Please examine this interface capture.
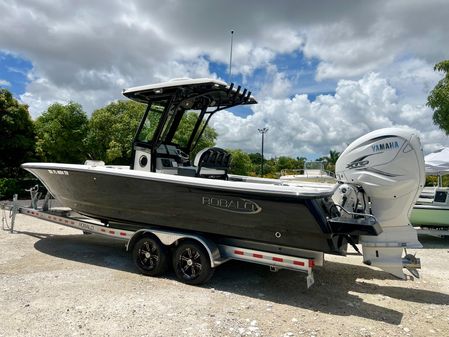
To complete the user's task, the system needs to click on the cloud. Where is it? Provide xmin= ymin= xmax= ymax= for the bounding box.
xmin=0 ymin=79 xmax=11 ymax=86
xmin=0 ymin=1 xmax=444 ymax=112
xmin=380 ymin=58 xmax=441 ymax=105
xmin=302 ymin=1 xmax=449 ymax=81
xmin=0 ymin=0 xmax=448 ymax=155
xmin=212 ymin=72 xmax=446 ymax=158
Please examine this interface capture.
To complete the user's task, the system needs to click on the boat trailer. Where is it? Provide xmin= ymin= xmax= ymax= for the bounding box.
xmin=1 ymin=188 xmax=321 ymax=288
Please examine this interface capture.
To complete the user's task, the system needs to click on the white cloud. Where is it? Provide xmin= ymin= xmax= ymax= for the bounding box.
xmin=380 ymin=58 xmax=441 ymax=105
xmin=303 ymin=1 xmax=449 ymax=81
xmin=258 ymin=65 xmax=294 ymax=99
xmin=304 ymin=22 xmax=397 ymax=80
xmin=0 ymin=0 xmax=448 ymax=155
xmin=152 ymin=58 xmax=217 ymax=83
xmin=0 ymin=79 xmax=11 ymax=86
xmin=212 ymin=72 xmax=447 ymax=158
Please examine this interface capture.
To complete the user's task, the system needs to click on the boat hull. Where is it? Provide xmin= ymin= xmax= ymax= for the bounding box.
xmin=23 ymin=164 xmax=352 ymax=255
xmin=410 ymin=205 xmax=449 ymax=227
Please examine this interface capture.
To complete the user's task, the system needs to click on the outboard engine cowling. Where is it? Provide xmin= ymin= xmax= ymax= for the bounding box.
xmin=335 ymin=127 xmax=425 ymax=278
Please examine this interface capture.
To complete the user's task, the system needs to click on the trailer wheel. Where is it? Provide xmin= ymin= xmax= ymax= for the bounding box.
xmin=173 ymin=241 xmax=214 ymax=285
xmin=133 ymin=237 xmax=169 ymax=276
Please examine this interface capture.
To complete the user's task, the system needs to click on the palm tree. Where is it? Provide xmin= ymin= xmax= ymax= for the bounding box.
xmin=323 ymin=150 xmax=340 ymax=172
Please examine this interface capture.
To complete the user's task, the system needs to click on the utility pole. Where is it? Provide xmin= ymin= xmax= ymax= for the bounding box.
xmin=258 ymin=127 xmax=268 ymax=177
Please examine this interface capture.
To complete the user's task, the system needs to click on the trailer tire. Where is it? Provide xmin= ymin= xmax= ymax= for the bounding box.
xmin=173 ymin=241 xmax=214 ymax=285
xmin=133 ymin=237 xmax=169 ymax=277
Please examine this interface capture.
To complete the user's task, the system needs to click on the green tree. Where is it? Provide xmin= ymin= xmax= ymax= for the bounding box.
xmin=86 ymin=100 xmax=145 ymax=164
xmin=297 ymin=156 xmax=307 ymax=168
xmin=86 ymin=104 xmax=217 ymax=164
xmin=249 ymin=152 xmax=263 ymax=165
xmin=323 ymin=150 xmax=340 ymax=164
xmin=35 ymin=102 xmax=88 ymax=163
xmin=0 ymin=89 xmax=35 ymax=177
xmin=262 ymin=158 xmax=277 ymax=177
xmin=428 ymin=60 xmax=449 ymax=134
xmin=250 ymin=152 xmax=284 ymax=176
xmin=248 ymin=152 xmax=262 ymax=175
xmin=173 ymin=111 xmax=218 ymax=159
xmin=228 ymin=149 xmax=253 ymax=176
xmin=276 ymin=156 xmax=300 ymax=172
xmin=322 ymin=150 xmax=340 ymax=172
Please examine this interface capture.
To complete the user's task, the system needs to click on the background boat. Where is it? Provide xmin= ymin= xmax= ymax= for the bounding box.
xmin=410 ymin=147 xmax=449 ymax=228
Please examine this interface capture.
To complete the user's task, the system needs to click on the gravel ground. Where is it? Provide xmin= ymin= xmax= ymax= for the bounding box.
xmin=1 ymin=213 xmax=449 ymax=337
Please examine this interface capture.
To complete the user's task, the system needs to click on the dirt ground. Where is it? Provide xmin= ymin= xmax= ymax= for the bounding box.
xmin=1 ymin=213 xmax=448 ymax=337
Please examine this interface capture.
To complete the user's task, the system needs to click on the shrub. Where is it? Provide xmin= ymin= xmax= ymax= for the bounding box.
xmin=0 ymin=178 xmax=43 ymax=200
xmin=0 ymin=178 xmax=17 ymax=199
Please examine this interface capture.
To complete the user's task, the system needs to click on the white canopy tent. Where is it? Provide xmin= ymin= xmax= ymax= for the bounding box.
xmin=425 ymin=147 xmax=449 ymax=174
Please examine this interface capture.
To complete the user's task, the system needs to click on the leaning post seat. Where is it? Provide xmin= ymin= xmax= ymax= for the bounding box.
xmin=193 ymin=147 xmax=231 ymax=179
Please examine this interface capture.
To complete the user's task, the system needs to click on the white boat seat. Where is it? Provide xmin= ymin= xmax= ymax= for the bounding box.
xmin=193 ymin=147 xmax=231 ymax=179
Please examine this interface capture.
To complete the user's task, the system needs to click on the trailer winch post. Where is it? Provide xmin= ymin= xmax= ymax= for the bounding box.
xmin=10 ymin=194 xmax=18 ymax=233
xmin=1 ymin=194 xmax=18 ymax=233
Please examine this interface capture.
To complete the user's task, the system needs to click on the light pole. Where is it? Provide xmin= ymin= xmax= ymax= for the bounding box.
xmin=258 ymin=127 xmax=268 ymax=177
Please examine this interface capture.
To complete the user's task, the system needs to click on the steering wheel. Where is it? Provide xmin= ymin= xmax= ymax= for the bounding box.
xmin=176 ymin=149 xmax=190 ymax=161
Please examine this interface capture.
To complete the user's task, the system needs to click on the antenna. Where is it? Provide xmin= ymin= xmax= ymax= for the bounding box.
xmin=228 ymin=30 xmax=234 ymax=83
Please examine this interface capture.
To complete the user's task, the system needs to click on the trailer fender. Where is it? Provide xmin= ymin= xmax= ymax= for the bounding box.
xmin=127 ymin=229 xmax=222 ymax=268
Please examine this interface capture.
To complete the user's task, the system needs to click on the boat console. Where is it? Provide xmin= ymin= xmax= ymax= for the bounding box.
xmin=134 ymin=143 xmax=232 ymax=179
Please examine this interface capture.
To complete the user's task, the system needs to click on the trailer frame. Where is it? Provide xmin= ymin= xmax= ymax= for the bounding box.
xmin=2 ymin=194 xmax=320 ymax=288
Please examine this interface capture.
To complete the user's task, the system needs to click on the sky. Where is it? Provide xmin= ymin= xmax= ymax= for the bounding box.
xmin=1 ymin=0 xmax=449 ymax=159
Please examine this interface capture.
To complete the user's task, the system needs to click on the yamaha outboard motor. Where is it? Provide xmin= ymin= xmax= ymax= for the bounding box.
xmin=335 ymin=128 xmax=425 ymax=278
